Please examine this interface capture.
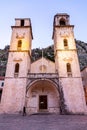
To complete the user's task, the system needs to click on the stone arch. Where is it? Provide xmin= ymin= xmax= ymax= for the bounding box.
xmin=26 ymin=79 xmax=59 ymax=93
xmin=25 ymin=79 xmax=61 ymax=114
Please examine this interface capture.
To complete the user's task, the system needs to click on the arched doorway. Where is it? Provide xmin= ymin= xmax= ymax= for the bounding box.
xmin=25 ymin=79 xmax=60 ymax=114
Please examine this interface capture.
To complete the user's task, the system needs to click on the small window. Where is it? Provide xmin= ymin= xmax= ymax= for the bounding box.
xmin=59 ymin=19 xmax=66 ymax=26
xmin=21 ymin=20 xmax=24 ymax=26
xmin=64 ymin=39 xmax=68 ymax=49
xmin=1 ymin=82 xmax=4 ymax=87
xmin=17 ymin=40 xmax=22 ymax=50
xmin=14 ymin=63 xmax=19 ymax=77
xmin=66 ymin=63 xmax=72 ymax=77
xmin=15 ymin=63 xmax=19 ymax=73
xmin=0 ymin=89 xmax=2 ymax=102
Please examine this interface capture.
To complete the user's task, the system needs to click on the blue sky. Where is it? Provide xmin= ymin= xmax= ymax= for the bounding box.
xmin=0 ymin=0 xmax=87 ymax=49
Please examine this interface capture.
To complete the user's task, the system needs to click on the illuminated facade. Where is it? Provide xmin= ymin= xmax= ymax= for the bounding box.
xmin=0 ymin=14 xmax=87 ymax=114
xmin=53 ymin=14 xmax=86 ymax=114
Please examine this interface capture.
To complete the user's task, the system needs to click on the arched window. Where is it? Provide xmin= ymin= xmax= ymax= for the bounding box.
xmin=15 ymin=63 xmax=19 ymax=73
xmin=64 ymin=39 xmax=68 ymax=49
xmin=17 ymin=40 xmax=22 ymax=50
xmin=59 ymin=19 xmax=66 ymax=26
xmin=66 ymin=63 xmax=72 ymax=77
xmin=14 ymin=63 xmax=19 ymax=77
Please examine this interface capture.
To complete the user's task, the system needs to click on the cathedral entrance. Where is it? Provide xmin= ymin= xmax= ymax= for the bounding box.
xmin=39 ymin=95 xmax=47 ymax=110
xmin=26 ymin=80 xmax=60 ymax=114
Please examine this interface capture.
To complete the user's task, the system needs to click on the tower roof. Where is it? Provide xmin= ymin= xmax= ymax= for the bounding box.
xmin=55 ymin=13 xmax=69 ymax=17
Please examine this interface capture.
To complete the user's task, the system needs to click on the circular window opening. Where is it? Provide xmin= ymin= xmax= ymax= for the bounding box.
xmin=39 ymin=65 xmax=47 ymax=73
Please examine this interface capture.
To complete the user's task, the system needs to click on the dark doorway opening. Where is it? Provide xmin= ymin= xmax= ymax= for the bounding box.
xmin=39 ymin=95 xmax=47 ymax=110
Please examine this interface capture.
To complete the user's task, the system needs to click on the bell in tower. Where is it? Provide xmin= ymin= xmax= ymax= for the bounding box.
xmin=54 ymin=13 xmax=70 ymax=26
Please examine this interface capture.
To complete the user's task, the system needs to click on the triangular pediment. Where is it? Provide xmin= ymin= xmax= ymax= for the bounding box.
xmin=31 ymin=57 xmax=55 ymax=73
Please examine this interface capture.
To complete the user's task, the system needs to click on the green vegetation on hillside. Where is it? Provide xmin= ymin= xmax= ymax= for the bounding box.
xmin=0 ymin=40 xmax=87 ymax=76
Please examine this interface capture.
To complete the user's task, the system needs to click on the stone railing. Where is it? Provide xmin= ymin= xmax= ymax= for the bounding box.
xmin=27 ymin=73 xmax=58 ymax=79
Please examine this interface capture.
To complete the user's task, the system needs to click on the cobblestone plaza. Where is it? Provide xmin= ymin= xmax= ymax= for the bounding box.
xmin=0 ymin=114 xmax=87 ymax=130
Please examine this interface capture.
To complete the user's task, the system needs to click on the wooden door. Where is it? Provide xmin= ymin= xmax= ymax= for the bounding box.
xmin=39 ymin=95 xmax=47 ymax=110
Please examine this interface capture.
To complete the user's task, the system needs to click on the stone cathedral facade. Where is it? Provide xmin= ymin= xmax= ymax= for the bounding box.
xmin=0 ymin=13 xmax=87 ymax=114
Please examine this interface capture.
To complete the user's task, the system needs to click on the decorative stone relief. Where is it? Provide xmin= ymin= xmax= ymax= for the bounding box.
xmin=16 ymin=33 xmax=25 ymax=39
xmin=13 ymin=58 xmax=22 ymax=62
xmin=63 ymin=58 xmax=72 ymax=62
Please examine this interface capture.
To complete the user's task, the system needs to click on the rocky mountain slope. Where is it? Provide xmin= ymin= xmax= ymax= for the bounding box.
xmin=0 ymin=40 xmax=87 ymax=76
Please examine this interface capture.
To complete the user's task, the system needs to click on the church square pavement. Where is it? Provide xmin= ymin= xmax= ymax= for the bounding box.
xmin=0 ymin=114 xmax=87 ymax=130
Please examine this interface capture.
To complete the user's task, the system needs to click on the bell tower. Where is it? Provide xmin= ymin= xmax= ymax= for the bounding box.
xmin=1 ymin=18 xmax=33 ymax=113
xmin=53 ymin=13 xmax=87 ymax=114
